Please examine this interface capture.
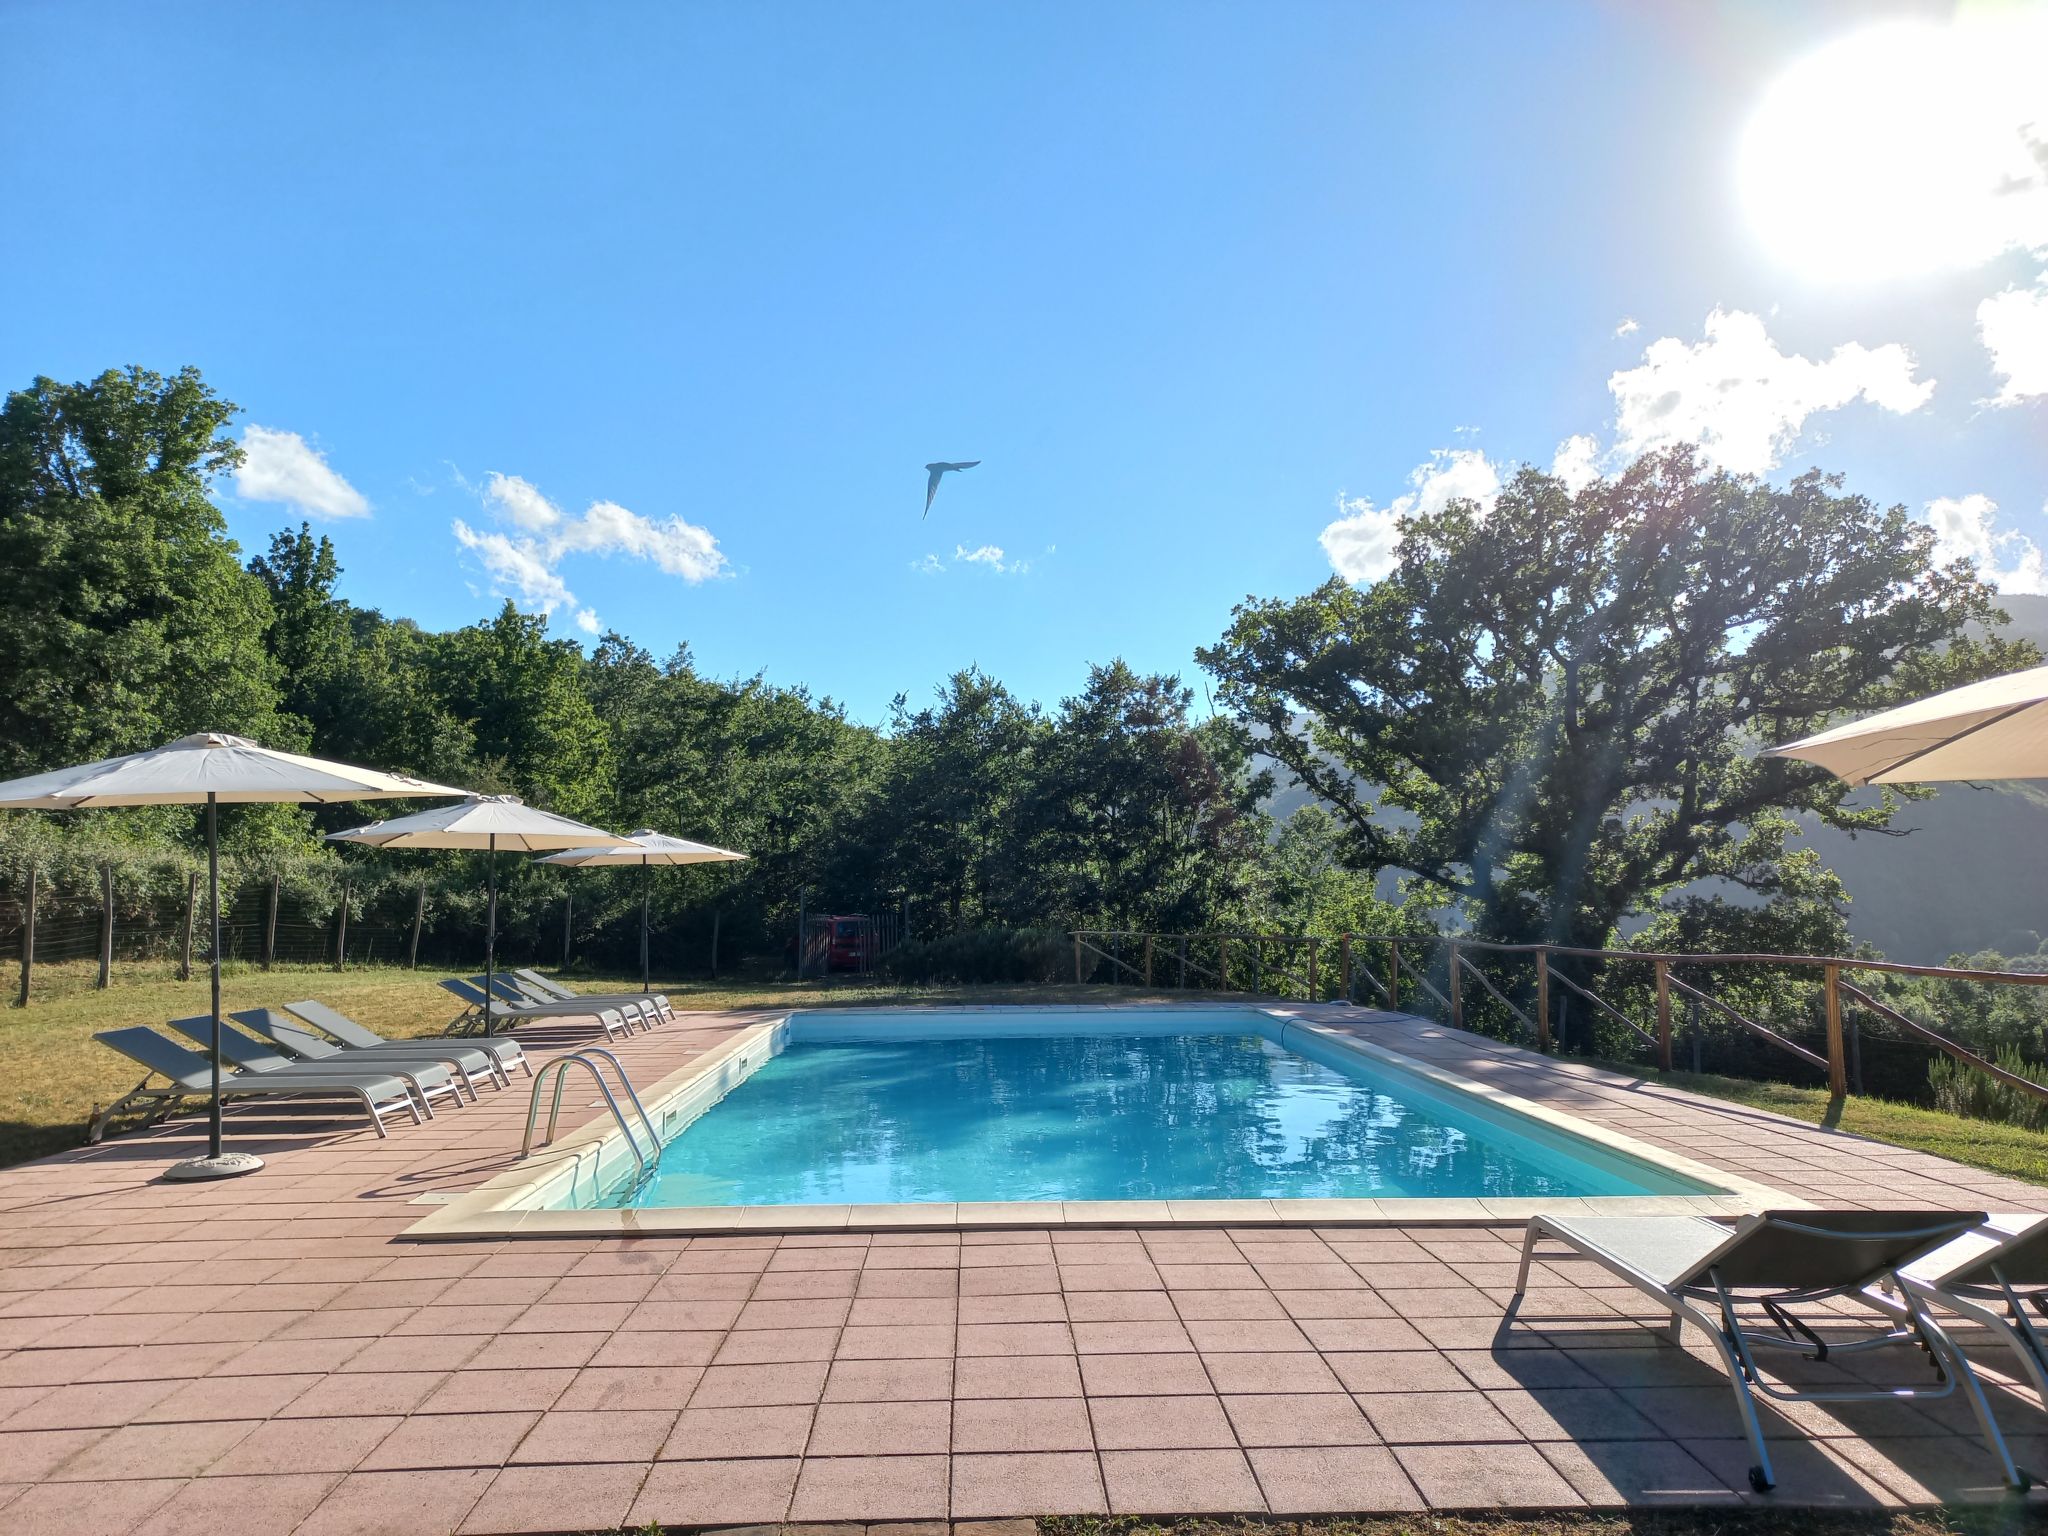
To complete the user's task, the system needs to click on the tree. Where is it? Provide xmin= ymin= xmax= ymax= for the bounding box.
xmin=250 ymin=522 xmax=352 ymax=736
xmin=0 ymin=367 xmax=286 ymax=774
xmin=430 ymin=603 xmax=616 ymax=822
xmin=1199 ymin=447 xmax=2036 ymax=949
xmin=1011 ymin=661 xmax=1269 ymax=930
xmin=860 ymin=669 xmax=1041 ymax=932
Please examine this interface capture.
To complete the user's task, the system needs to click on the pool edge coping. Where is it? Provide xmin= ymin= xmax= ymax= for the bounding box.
xmin=403 ymin=1003 xmax=1797 ymax=1239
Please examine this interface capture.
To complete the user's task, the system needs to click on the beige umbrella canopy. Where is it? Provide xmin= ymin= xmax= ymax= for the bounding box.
xmin=537 ymin=829 xmax=749 ymax=992
xmin=329 ymin=796 xmax=634 ymax=1033
xmin=0 ymin=733 xmax=468 ymax=1179
xmin=1767 ymin=664 xmax=2048 ymax=785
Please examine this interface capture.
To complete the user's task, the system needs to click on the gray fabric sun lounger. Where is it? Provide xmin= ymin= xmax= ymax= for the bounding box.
xmin=512 ymin=967 xmax=674 ymax=1023
xmin=284 ymin=999 xmax=530 ymax=1079
xmin=438 ymin=978 xmax=637 ymax=1041
xmin=231 ymin=1008 xmax=499 ymax=1096
xmin=91 ymin=1027 xmax=423 ymax=1142
xmin=164 ymin=1014 xmax=466 ymax=1119
xmin=473 ymin=975 xmax=657 ymax=1031
xmin=1513 ymin=1209 xmax=2027 ymax=1493
xmin=1886 ymin=1215 xmax=2048 ymax=1409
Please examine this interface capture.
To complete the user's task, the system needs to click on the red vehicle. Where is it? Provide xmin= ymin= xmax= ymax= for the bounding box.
xmin=824 ymin=916 xmax=870 ymax=972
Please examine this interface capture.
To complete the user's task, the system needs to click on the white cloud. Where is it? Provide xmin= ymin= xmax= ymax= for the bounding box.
xmin=1614 ymin=318 xmax=1639 ymax=337
xmin=1979 ymin=277 xmax=2048 ymax=405
xmin=1319 ymin=449 xmax=1501 ymax=585
xmin=451 ymin=520 xmax=575 ymax=612
xmin=953 ymin=543 xmax=1029 ymax=575
xmin=452 ymin=473 xmax=729 ymax=623
xmin=1551 ymin=433 xmax=1602 ymax=493
xmin=1924 ymin=494 xmax=2048 ymax=595
xmin=910 ymin=553 xmax=944 ymax=576
xmin=236 ymin=426 xmax=370 ymax=520
xmin=1607 ymin=309 xmax=1934 ymax=475
xmin=483 ymin=472 xmax=564 ymax=532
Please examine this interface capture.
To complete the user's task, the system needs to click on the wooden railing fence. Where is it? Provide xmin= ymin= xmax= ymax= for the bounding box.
xmin=1068 ymin=928 xmax=2048 ymax=1107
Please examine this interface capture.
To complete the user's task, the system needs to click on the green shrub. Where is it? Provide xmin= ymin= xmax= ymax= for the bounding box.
xmin=882 ymin=927 xmax=1070 ymax=986
xmin=1928 ymin=1044 xmax=2048 ymax=1132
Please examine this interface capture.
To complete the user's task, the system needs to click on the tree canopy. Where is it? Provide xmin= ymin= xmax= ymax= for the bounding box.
xmin=1 ymin=368 xmax=2017 ymax=977
xmin=1199 ymin=447 xmax=2036 ymax=949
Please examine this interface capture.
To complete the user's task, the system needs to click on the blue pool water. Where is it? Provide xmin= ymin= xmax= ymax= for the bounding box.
xmin=584 ymin=1009 xmax=1711 ymax=1208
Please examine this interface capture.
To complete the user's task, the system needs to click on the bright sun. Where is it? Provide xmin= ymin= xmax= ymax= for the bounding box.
xmin=1739 ymin=15 xmax=2048 ymax=284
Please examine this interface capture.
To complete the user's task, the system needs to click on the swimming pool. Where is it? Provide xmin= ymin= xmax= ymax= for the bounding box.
xmin=548 ymin=1007 xmax=1722 ymax=1212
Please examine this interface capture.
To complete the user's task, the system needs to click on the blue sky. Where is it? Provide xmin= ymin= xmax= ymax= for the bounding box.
xmin=3 ymin=1 xmax=2044 ymax=723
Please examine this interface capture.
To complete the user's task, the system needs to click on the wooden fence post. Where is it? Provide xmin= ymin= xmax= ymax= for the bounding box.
xmin=1388 ymin=937 xmax=1400 ymax=1008
xmin=1219 ymin=935 xmax=1231 ymax=991
xmin=1251 ymin=936 xmax=1263 ymax=996
xmin=1143 ymin=934 xmax=1153 ymax=988
xmin=1339 ymin=932 xmax=1352 ymax=1003
xmin=1823 ymin=963 xmax=1848 ymax=1098
xmin=1177 ymin=935 xmax=1187 ymax=988
xmin=179 ymin=871 xmax=196 ymax=981
xmin=1654 ymin=960 xmax=1673 ymax=1070
xmin=1073 ymin=933 xmax=1082 ymax=984
xmin=335 ymin=881 xmax=351 ymax=972
xmin=710 ymin=909 xmax=722 ymax=980
xmin=17 ymin=861 xmax=36 ymax=1007
xmin=1308 ymin=937 xmax=1319 ymax=1000
xmin=97 ymin=864 xmax=113 ymax=989
xmin=1448 ymin=941 xmax=1464 ymax=1029
xmin=408 ymin=881 xmax=425 ymax=970
xmin=1534 ymin=948 xmax=1551 ymax=1052
xmin=264 ymin=873 xmax=280 ymax=970
xmin=561 ymin=892 xmax=574 ymax=967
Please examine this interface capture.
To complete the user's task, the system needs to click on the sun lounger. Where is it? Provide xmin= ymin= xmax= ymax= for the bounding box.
xmin=1889 ymin=1215 xmax=2048 ymax=1408
xmin=164 ymin=1014 xmax=466 ymax=1119
xmin=91 ymin=1027 xmax=423 ymax=1142
xmin=1513 ymin=1209 xmax=2027 ymax=1492
xmin=472 ymin=975 xmax=657 ymax=1031
xmin=231 ymin=1008 xmax=498 ymax=1096
xmin=438 ymin=978 xmax=637 ymax=1041
xmin=284 ymin=999 xmax=531 ymax=1078
xmin=512 ymin=967 xmax=675 ymax=1023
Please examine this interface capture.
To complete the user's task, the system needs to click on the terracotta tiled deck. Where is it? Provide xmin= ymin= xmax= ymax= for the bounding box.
xmin=2 ymin=1002 xmax=2046 ymax=1534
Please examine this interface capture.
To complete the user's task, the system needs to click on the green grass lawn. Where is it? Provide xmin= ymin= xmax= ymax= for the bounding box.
xmin=1605 ymin=1062 xmax=2048 ymax=1188
xmin=0 ymin=959 xmax=1165 ymax=1168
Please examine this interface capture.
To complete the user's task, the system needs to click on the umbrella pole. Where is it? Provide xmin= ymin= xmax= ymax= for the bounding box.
xmin=208 ymin=792 xmax=223 ymax=1159
xmin=641 ymin=856 xmax=650 ymax=994
xmin=166 ymin=792 xmax=261 ymax=1178
xmin=484 ymin=834 xmax=497 ymax=1038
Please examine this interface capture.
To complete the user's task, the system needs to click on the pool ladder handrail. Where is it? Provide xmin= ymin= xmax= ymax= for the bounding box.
xmin=521 ymin=1047 xmax=660 ymax=1172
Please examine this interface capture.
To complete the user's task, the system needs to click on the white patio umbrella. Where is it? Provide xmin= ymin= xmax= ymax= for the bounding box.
xmin=328 ymin=796 xmax=634 ymax=1034
xmin=1767 ymin=663 xmax=2048 ymax=785
xmin=536 ymin=829 xmax=748 ymax=992
xmin=0 ymin=733 xmax=467 ymax=1179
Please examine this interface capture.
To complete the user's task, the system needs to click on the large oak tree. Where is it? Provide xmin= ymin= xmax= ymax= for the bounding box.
xmin=1199 ymin=447 xmax=2035 ymax=949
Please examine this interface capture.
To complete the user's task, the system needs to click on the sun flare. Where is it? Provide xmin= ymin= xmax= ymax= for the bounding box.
xmin=1739 ymin=15 xmax=2048 ymax=283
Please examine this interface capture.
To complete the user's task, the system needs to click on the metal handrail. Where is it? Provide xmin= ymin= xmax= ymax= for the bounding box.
xmin=569 ymin=1046 xmax=661 ymax=1151
xmin=521 ymin=1051 xmax=657 ymax=1171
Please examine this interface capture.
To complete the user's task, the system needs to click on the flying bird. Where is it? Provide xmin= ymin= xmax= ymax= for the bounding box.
xmin=923 ymin=460 xmax=980 ymax=517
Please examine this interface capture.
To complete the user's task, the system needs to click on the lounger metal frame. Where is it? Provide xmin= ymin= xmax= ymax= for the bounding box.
xmin=89 ymin=1029 xmax=423 ymax=1143
xmin=1515 ymin=1212 xmax=2029 ymax=1494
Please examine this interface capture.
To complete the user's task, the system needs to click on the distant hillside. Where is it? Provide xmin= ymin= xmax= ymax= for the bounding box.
xmin=1791 ymin=593 xmax=2048 ymax=961
xmin=1256 ymin=595 xmax=2048 ymax=963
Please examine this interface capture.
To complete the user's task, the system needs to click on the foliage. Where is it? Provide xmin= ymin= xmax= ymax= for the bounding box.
xmin=0 ymin=367 xmax=288 ymax=777
xmin=881 ymin=927 xmax=1071 ymax=985
xmin=1927 ymin=1043 xmax=2048 ymax=1132
xmin=1200 ymin=447 xmax=2037 ymax=951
